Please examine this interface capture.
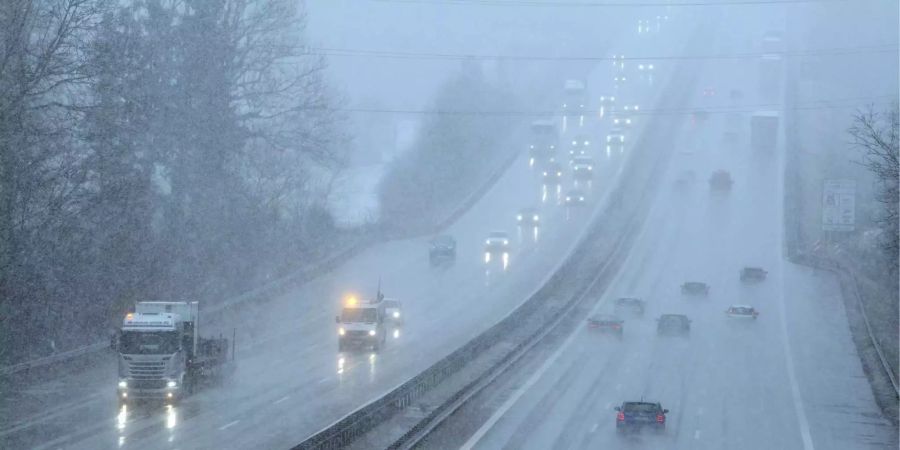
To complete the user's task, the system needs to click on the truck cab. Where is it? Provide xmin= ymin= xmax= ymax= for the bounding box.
xmin=336 ymin=296 xmax=386 ymax=352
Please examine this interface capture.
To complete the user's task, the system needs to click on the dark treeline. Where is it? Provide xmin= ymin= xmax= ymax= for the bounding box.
xmin=0 ymin=0 xmax=347 ymax=364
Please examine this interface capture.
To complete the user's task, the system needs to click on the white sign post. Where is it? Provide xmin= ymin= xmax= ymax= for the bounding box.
xmin=822 ymin=179 xmax=856 ymax=232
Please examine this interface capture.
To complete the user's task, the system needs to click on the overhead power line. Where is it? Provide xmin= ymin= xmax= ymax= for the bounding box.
xmin=304 ymin=44 xmax=897 ymax=62
xmin=299 ymin=94 xmax=896 ymax=117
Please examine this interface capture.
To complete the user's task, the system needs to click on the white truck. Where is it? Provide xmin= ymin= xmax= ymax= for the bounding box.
xmin=336 ymin=295 xmax=387 ymax=352
xmin=115 ymin=302 xmax=233 ymax=405
xmin=751 ymin=111 xmax=779 ymax=152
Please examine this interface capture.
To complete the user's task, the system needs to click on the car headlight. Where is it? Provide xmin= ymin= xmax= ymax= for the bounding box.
xmin=588 ymin=166 xmax=593 ymax=171
xmin=530 ymin=144 xmax=534 ymax=149
xmin=579 ymin=196 xmax=585 ymax=201
xmin=606 ymin=136 xmax=611 ymax=142
xmin=550 ymin=145 xmax=555 ymax=149
xmin=517 ymin=214 xmax=523 ymax=221
xmin=542 ymin=171 xmax=548 ymax=176
xmin=118 ymin=380 xmax=127 ymax=389
xmin=393 ymin=311 xmax=400 ymax=318
xmin=368 ymin=330 xmax=376 ymax=336
xmin=584 ymin=141 xmax=590 ymax=146
xmin=485 ymin=239 xmax=491 ymax=245
xmin=485 ymin=252 xmax=491 ymax=263
xmin=572 ymin=140 xmax=577 ymax=146
xmin=502 ymin=239 xmax=509 ymax=245
xmin=166 ymin=380 xmax=177 ymax=388
xmin=566 ymin=196 xmax=571 ymax=201
xmin=533 ymin=215 xmax=539 ymax=221
xmin=338 ymin=327 xmax=345 ymax=336
xmin=557 ymin=171 xmax=562 ymax=176
xmin=626 ymin=119 xmax=632 ymax=124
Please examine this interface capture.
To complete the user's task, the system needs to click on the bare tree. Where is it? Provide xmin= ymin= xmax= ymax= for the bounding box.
xmin=850 ymin=103 xmax=899 ymax=265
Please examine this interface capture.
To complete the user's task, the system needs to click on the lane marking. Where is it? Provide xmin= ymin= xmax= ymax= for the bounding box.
xmin=777 ymin=289 xmax=816 ymax=450
xmin=318 ymin=377 xmax=330 ymax=384
xmin=274 ymin=396 xmax=290 ymax=405
xmin=219 ymin=420 xmax=239 ymax=431
xmin=590 ymin=423 xmax=598 ymax=433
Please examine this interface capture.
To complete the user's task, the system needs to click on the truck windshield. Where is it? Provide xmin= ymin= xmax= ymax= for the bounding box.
xmin=340 ymin=308 xmax=377 ymax=323
xmin=119 ymin=331 xmax=179 ymax=355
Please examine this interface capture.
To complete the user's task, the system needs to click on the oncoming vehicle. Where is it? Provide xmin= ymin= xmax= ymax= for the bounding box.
xmin=571 ymin=156 xmax=594 ymax=181
xmin=606 ymin=127 xmax=626 ymax=146
xmin=383 ymin=299 xmax=404 ymax=325
xmin=614 ymin=297 xmax=646 ymax=317
xmin=484 ymin=230 xmax=510 ymax=268
xmin=740 ymin=266 xmax=768 ymax=282
xmin=569 ymin=134 xmax=592 ymax=157
xmin=657 ymin=314 xmax=691 ymax=336
xmin=516 ymin=207 xmax=540 ymax=228
xmin=726 ymin=305 xmax=759 ymax=319
xmin=709 ymin=170 xmax=733 ymax=190
xmin=615 ymin=401 xmax=668 ymax=434
xmin=587 ymin=314 xmax=624 ymax=339
xmin=429 ymin=235 xmax=457 ymax=267
xmin=562 ymin=79 xmax=588 ymax=129
xmin=565 ymin=189 xmax=587 ymax=206
xmin=542 ymin=162 xmax=563 ymax=185
xmin=681 ymin=281 xmax=709 ymax=296
xmin=529 ymin=120 xmax=558 ymax=167
xmin=336 ymin=295 xmax=386 ymax=352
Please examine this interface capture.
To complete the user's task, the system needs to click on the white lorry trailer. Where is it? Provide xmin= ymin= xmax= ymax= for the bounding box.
xmin=115 ymin=301 xmax=233 ymax=404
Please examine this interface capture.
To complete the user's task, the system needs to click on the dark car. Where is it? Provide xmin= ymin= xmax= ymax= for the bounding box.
xmin=571 ymin=156 xmax=594 ymax=181
xmin=429 ymin=235 xmax=456 ymax=267
xmin=681 ymin=281 xmax=709 ymax=296
xmin=657 ymin=314 xmax=691 ymax=336
xmin=569 ymin=134 xmax=592 ymax=157
xmin=614 ymin=297 xmax=645 ymax=317
xmin=587 ymin=314 xmax=624 ymax=339
xmin=517 ymin=207 xmax=540 ymax=228
xmin=615 ymin=401 xmax=668 ymax=434
xmin=542 ymin=162 xmax=563 ymax=185
xmin=740 ymin=266 xmax=768 ymax=282
xmin=709 ymin=170 xmax=733 ymax=190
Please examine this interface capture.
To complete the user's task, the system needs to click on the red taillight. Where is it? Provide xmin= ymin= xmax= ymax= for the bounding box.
xmin=612 ymin=324 xmax=621 ymax=330
xmin=617 ymin=412 xmax=625 ymax=421
xmin=656 ymin=414 xmax=665 ymax=423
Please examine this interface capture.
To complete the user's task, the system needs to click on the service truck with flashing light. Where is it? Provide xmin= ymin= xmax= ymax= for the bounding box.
xmin=336 ymin=295 xmax=387 ymax=352
xmin=115 ymin=302 xmax=233 ymax=405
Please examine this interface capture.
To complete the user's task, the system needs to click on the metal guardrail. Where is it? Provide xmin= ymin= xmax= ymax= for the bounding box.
xmin=0 ymin=126 xmax=525 ymax=378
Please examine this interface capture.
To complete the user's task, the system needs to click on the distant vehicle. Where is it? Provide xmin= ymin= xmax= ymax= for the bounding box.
xmin=681 ymin=281 xmax=709 ymax=296
xmin=674 ymin=170 xmax=696 ymax=187
xmin=516 ymin=207 xmax=540 ymax=228
xmin=587 ymin=314 xmax=624 ymax=339
xmin=542 ymin=162 xmax=563 ymax=185
xmin=115 ymin=302 xmax=234 ymax=405
xmin=336 ymin=295 xmax=386 ymax=352
xmin=611 ymin=114 xmax=632 ymax=128
xmin=571 ymin=156 xmax=594 ymax=180
xmin=529 ymin=120 xmax=559 ymax=167
xmin=599 ymin=95 xmax=616 ymax=109
xmin=429 ymin=235 xmax=456 ymax=266
xmin=614 ymin=297 xmax=646 ymax=317
xmin=562 ymin=80 xmax=588 ymax=127
xmin=726 ymin=305 xmax=759 ymax=319
xmin=709 ymin=170 xmax=733 ymax=190
xmin=484 ymin=230 xmax=510 ymax=267
xmin=740 ymin=267 xmax=768 ymax=282
xmin=569 ymin=134 xmax=592 ymax=157
xmin=657 ymin=314 xmax=691 ymax=335
xmin=565 ymin=189 xmax=587 ymax=206
xmin=606 ymin=127 xmax=626 ymax=145
xmin=382 ymin=298 xmax=404 ymax=325
xmin=615 ymin=401 xmax=668 ymax=434
xmin=702 ymin=86 xmax=716 ymax=97
xmin=613 ymin=74 xmax=627 ymax=88
xmin=751 ymin=111 xmax=779 ymax=152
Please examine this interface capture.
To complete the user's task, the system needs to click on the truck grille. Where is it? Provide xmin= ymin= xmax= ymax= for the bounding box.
xmin=347 ymin=330 xmax=370 ymax=338
xmin=127 ymin=360 xmax=166 ymax=380
xmin=130 ymin=379 xmax=167 ymax=389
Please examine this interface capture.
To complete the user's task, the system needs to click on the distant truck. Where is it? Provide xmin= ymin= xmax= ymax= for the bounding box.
xmin=115 ymin=302 xmax=233 ymax=405
xmin=529 ymin=120 xmax=559 ymax=167
xmin=751 ymin=111 xmax=779 ymax=152
xmin=562 ymin=79 xmax=588 ymax=130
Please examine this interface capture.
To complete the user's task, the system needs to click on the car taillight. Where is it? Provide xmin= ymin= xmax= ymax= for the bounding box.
xmin=612 ymin=324 xmax=620 ymax=329
xmin=617 ymin=412 xmax=625 ymax=421
xmin=656 ymin=414 xmax=665 ymax=423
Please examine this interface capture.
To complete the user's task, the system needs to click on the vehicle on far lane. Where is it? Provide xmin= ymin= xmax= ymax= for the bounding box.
xmin=484 ymin=230 xmax=511 ymax=269
xmin=740 ymin=266 xmax=768 ymax=282
xmin=709 ymin=170 xmax=733 ymax=190
xmin=615 ymin=401 xmax=668 ymax=435
xmin=681 ymin=281 xmax=709 ymax=296
xmin=383 ymin=298 xmax=404 ymax=326
xmin=606 ymin=127 xmax=626 ymax=146
xmin=614 ymin=297 xmax=646 ymax=317
xmin=516 ymin=207 xmax=540 ymax=228
xmin=571 ymin=156 xmax=594 ymax=181
xmin=726 ymin=305 xmax=759 ymax=319
xmin=587 ymin=314 xmax=624 ymax=339
xmin=564 ymin=189 xmax=587 ymax=207
xmin=542 ymin=162 xmax=563 ymax=185
xmin=429 ymin=235 xmax=457 ymax=267
xmin=657 ymin=314 xmax=691 ymax=336
xmin=569 ymin=134 xmax=592 ymax=158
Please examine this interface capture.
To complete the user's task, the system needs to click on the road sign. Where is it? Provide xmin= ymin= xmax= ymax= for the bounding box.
xmin=822 ymin=179 xmax=856 ymax=231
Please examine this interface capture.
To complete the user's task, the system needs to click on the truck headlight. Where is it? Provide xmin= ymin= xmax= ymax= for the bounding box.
xmin=533 ymin=215 xmax=539 ymax=221
xmin=368 ymin=330 xmax=376 ymax=336
xmin=167 ymin=380 xmax=177 ymax=388
xmin=118 ymin=380 xmax=127 ymax=389
xmin=393 ymin=311 xmax=400 ymax=318
xmin=338 ymin=327 xmax=345 ymax=336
